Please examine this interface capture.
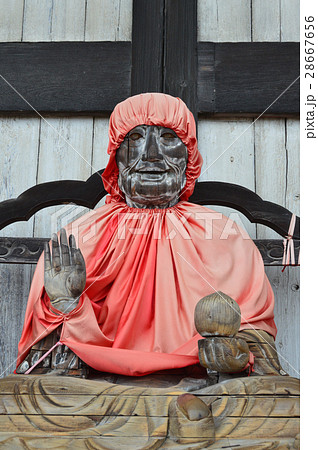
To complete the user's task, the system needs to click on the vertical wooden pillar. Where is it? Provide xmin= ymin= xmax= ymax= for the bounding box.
xmin=131 ymin=0 xmax=165 ymax=94
xmin=131 ymin=0 xmax=198 ymax=120
xmin=164 ymin=0 xmax=198 ymax=120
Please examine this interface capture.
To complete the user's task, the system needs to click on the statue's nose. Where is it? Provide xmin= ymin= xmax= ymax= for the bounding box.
xmin=142 ymin=130 xmax=163 ymax=161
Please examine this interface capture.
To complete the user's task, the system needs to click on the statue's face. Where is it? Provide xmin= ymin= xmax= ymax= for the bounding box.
xmin=116 ymin=125 xmax=188 ymax=208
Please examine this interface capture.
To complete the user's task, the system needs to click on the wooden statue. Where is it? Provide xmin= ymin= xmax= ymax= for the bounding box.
xmin=1 ymin=94 xmax=299 ymax=448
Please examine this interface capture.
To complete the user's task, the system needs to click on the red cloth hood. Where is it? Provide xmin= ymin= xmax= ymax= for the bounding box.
xmin=102 ymin=93 xmax=203 ymax=202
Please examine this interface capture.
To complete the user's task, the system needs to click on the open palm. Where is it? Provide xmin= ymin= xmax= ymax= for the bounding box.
xmin=44 ymin=228 xmax=86 ymax=313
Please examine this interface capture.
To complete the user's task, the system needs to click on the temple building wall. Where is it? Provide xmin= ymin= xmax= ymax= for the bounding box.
xmin=0 ymin=0 xmax=299 ymax=378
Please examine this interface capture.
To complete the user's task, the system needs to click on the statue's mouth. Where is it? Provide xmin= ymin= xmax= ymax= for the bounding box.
xmin=134 ymin=169 xmax=169 ymax=182
xmin=136 ymin=168 xmax=168 ymax=174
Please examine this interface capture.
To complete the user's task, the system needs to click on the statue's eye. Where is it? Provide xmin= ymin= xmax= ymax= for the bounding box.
xmin=161 ymin=132 xmax=176 ymax=139
xmin=129 ymin=132 xmax=143 ymax=141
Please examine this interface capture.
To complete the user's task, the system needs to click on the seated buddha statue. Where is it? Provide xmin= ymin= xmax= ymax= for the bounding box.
xmin=16 ymin=92 xmax=282 ymax=379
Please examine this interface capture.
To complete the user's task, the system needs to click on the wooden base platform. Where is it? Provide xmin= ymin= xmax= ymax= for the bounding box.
xmin=0 ymin=374 xmax=299 ymax=449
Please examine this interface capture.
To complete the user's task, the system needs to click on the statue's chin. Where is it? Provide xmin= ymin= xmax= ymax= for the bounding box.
xmin=119 ymin=175 xmax=186 ymax=209
xmin=125 ymin=193 xmax=180 ymax=209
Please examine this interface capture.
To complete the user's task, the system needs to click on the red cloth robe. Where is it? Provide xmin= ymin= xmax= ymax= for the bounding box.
xmin=17 ymin=201 xmax=276 ymax=376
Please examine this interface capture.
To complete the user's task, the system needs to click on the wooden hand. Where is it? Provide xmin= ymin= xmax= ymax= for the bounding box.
xmin=198 ymin=336 xmax=249 ymax=373
xmin=44 ymin=228 xmax=86 ymax=314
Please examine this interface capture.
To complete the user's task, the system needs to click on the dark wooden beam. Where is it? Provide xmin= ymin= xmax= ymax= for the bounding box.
xmin=198 ymin=42 xmax=300 ymax=115
xmin=131 ymin=0 xmax=165 ymax=94
xmin=0 ymin=42 xmax=131 ymax=113
xmin=164 ymin=0 xmax=198 ymax=119
xmin=0 ymin=41 xmax=299 ymax=115
xmin=0 ymin=237 xmax=299 ymax=266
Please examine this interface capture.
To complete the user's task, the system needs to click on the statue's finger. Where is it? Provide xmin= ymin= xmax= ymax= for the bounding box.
xmin=44 ymin=241 xmax=51 ymax=271
xmin=52 ymin=233 xmax=61 ymax=270
xmin=60 ymin=228 xmax=70 ymax=266
xmin=69 ymin=234 xmax=77 ymax=262
xmin=74 ymin=248 xmax=86 ymax=270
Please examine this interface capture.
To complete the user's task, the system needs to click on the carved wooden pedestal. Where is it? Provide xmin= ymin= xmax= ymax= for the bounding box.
xmin=0 ymin=373 xmax=299 ymax=449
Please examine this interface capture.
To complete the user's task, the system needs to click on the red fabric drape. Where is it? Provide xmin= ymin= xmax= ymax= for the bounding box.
xmin=17 ymin=201 xmax=276 ymax=376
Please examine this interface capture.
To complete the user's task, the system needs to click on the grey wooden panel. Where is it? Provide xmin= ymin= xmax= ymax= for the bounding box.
xmin=0 ymin=264 xmax=35 ymax=378
xmin=85 ymin=0 xmax=132 ymax=41
xmin=91 ymin=117 xmax=111 ymax=209
xmin=198 ymin=0 xmax=251 ymax=42
xmin=252 ymin=0 xmax=280 ymax=42
xmin=198 ymin=118 xmax=256 ymax=238
xmin=51 ymin=0 xmax=86 ymax=41
xmin=21 ymin=0 xmax=132 ymax=42
xmin=255 ymin=119 xmax=286 ymax=239
xmin=265 ymin=266 xmax=300 ymax=379
xmin=33 ymin=116 xmax=94 ymax=237
xmin=197 ymin=0 xmax=300 ymax=42
xmin=281 ymin=0 xmax=300 ymax=42
xmin=0 ymin=0 xmax=24 ymax=42
xmin=22 ymin=0 xmax=54 ymax=41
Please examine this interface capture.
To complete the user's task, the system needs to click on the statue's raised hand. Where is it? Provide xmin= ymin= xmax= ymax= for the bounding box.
xmin=44 ymin=228 xmax=86 ymax=314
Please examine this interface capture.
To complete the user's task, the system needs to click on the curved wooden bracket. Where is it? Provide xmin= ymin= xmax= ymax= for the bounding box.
xmin=189 ymin=182 xmax=300 ymax=239
xmin=0 ymin=172 xmax=299 ymax=239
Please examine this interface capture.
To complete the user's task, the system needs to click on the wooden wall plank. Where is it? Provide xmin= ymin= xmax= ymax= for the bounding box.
xmin=266 ymin=266 xmax=300 ymax=378
xmin=85 ymin=0 xmax=132 ymax=41
xmin=281 ymin=0 xmax=300 ymax=42
xmin=0 ymin=117 xmax=40 ymax=378
xmin=0 ymin=118 xmax=40 ymax=237
xmin=33 ymin=117 xmax=94 ymax=237
xmin=252 ymin=0 xmax=280 ymax=42
xmin=0 ymin=0 xmax=24 ymax=42
xmin=51 ymin=0 xmax=86 ymax=41
xmin=197 ymin=119 xmax=256 ymax=238
xmin=22 ymin=0 xmax=133 ymax=42
xmin=91 ymin=117 xmax=110 ymax=209
xmin=198 ymin=0 xmax=300 ymax=43
xmin=285 ymin=119 xmax=300 ymax=215
xmin=0 ymin=263 xmax=35 ymax=378
xmin=255 ymin=119 xmax=286 ymax=239
xmin=131 ymin=0 xmax=164 ymax=94
xmin=198 ymin=0 xmax=251 ymax=42
xmin=22 ymin=0 xmax=53 ymax=42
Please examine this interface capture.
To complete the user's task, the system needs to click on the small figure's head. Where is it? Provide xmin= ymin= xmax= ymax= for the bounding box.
xmin=102 ymin=93 xmax=202 ymax=208
xmin=116 ymin=125 xmax=187 ymax=208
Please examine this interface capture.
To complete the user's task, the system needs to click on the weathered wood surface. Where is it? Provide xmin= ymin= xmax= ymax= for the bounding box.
xmin=0 ymin=237 xmax=301 ymax=267
xmin=198 ymin=0 xmax=300 ymax=42
xmin=131 ymin=0 xmax=164 ymax=95
xmin=0 ymin=0 xmax=24 ymax=42
xmin=20 ymin=0 xmax=132 ymax=42
xmin=197 ymin=42 xmax=300 ymax=115
xmin=164 ymin=0 xmax=198 ymax=118
xmin=0 ymin=42 xmax=131 ymax=113
xmin=267 ymin=265 xmax=300 ymax=379
xmin=0 ymin=0 xmax=300 ymax=44
xmin=0 ymin=374 xmax=299 ymax=448
xmin=0 ymin=41 xmax=299 ymax=115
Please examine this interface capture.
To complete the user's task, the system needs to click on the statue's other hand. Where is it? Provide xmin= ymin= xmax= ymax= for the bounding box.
xmin=44 ymin=228 xmax=86 ymax=314
xmin=198 ymin=336 xmax=250 ymax=374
